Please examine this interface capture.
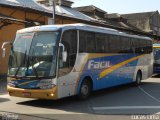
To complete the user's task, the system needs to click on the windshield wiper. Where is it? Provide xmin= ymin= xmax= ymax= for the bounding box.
xmin=14 ymin=50 xmax=27 ymax=77
xmin=30 ymin=58 xmax=39 ymax=78
xmin=28 ymin=49 xmax=39 ymax=78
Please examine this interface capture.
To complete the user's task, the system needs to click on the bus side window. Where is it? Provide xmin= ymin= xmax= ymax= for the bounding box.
xmin=79 ymin=31 xmax=96 ymax=53
xmin=120 ymin=37 xmax=133 ymax=53
xmin=133 ymin=38 xmax=144 ymax=54
xmin=58 ymin=30 xmax=77 ymax=77
xmin=79 ymin=31 xmax=86 ymax=53
xmin=132 ymin=38 xmax=139 ymax=53
xmin=104 ymin=34 xmax=110 ymax=53
xmin=109 ymin=35 xmax=120 ymax=53
xmin=96 ymin=33 xmax=105 ymax=53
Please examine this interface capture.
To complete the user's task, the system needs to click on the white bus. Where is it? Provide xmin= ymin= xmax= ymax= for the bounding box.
xmin=5 ymin=23 xmax=153 ymax=100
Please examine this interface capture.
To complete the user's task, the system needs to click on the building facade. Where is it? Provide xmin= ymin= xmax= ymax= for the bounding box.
xmin=0 ymin=0 xmax=96 ymax=75
xmin=121 ymin=11 xmax=160 ymax=36
xmin=75 ymin=5 xmax=142 ymax=32
xmin=1 ymin=0 xmax=160 ymax=75
xmin=75 ymin=5 xmax=160 ymax=37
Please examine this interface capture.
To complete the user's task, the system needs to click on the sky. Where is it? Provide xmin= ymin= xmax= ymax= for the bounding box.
xmin=72 ymin=0 xmax=160 ymax=14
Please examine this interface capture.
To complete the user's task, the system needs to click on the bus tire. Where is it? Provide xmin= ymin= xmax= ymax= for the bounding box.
xmin=78 ymin=78 xmax=92 ymax=100
xmin=134 ymin=71 xmax=142 ymax=86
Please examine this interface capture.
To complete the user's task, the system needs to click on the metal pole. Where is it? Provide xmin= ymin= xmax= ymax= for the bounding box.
xmin=52 ymin=0 xmax=55 ymax=24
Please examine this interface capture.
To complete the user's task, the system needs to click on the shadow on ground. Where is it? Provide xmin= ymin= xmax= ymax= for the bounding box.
xmin=16 ymin=80 xmax=160 ymax=115
xmin=152 ymin=74 xmax=160 ymax=78
xmin=0 ymin=98 xmax=10 ymax=103
xmin=0 ymin=76 xmax=7 ymax=94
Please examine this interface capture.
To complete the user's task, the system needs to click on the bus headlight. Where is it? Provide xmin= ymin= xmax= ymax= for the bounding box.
xmin=37 ymin=79 xmax=56 ymax=90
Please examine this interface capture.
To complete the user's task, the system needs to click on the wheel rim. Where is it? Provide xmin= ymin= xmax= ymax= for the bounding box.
xmin=81 ymin=84 xmax=89 ymax=96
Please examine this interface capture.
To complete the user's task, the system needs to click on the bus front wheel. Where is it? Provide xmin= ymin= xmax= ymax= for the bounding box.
xmin=78 ymin=79 xmax=92 ymax=100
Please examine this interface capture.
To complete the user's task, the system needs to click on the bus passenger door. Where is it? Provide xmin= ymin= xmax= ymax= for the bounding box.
xmin=57 ymin=30 xmax=78 ymax=98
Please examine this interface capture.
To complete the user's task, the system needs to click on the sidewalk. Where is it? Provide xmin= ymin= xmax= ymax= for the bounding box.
xmin=0 ymin=75 xmax=7 ymax=94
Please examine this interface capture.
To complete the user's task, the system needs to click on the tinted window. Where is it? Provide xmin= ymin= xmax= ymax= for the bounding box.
xmin=119 ymin=36 xmax=133 ymax=53
xmin=79 ymin=31 xmax=96 ymax=53
xmin=95 ymin=33 xmax=105 ymax=53
xmin=132 ymin=38 xmax=152 ymax=53
xmin=79 ymin=30 xmax=152 ymax=54
xmin=104 ymin=34 xmax=110 ymax=53
xmin=109 ymin=35 xmax=120 ymax=53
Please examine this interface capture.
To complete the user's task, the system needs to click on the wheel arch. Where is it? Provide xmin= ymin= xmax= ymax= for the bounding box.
xmin=133 ymin=69 xmax=142 ymax=82
xmin=76 ymin=75 xmax=93 ymax=95
xmin=137 ymin=69 xmax=142 ymax=79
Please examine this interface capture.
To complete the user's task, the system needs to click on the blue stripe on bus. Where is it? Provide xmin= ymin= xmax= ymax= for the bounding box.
xmin=76 ymin=54 xmax=140 ymax=94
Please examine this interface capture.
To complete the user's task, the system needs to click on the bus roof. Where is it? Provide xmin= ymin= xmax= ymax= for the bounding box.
xmin=17 ymin=23 xmax=151 ymax=40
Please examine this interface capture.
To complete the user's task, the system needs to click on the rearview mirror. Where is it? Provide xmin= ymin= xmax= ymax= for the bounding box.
xmin=59 ymin=43 xmax=67 ymax=62
xmin=1 ymin=41 xmax=12 ymax=58
xmin=62 ymin=51 xmax=67 ymax=62
xmin=2 ymin=48 xmax=6 ymax=58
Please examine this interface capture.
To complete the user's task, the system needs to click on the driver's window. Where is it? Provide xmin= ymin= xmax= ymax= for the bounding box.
xmin=58 ymin=30 xmax=77 ymax=77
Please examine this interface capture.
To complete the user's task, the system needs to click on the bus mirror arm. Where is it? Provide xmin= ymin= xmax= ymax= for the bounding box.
xmin=1 ymin=41 xmax=12 ymax=58
xmin=62 ymin=51 xmax=67 ymax=62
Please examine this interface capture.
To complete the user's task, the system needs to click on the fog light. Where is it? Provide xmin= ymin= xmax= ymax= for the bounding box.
xmin=50 ymin=93 xmax=54 ymax=96
xmin=47 ymin=93 xmax=54 ymax=97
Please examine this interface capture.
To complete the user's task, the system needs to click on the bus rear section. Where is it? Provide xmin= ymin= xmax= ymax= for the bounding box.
xmin=153 ymin=44 xmax=160 ymax=74
xmin=74 ymin=30 xmax=153 ymax=99
xmin=6 ymin=24 xmax=153 ymax=100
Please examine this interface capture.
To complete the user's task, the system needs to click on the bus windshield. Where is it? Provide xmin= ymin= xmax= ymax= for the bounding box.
xmin=154 ymin=48 xmax=160 ymax=65
xmin=8 ymin=31 xmax=60 ymax=78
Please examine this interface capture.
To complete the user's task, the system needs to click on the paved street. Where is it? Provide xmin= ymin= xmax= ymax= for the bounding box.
xmin=1 ymin=76 xmax=160 ymax=120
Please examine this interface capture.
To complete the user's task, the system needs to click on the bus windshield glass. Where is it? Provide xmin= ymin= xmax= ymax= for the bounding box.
xmin=8 ymin=31 xmax=60 ymax=78
xmin=154 ymin=48 xmax=160 ymax=61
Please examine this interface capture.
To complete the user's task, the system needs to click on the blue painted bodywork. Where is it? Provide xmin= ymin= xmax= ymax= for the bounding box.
xmin=8 ymin=79 xmax=40 ymax=89
xmin=9 ymin=54 xmax=142 ymax=95
xmin=76 ymin=54 xmax=141 ymax=94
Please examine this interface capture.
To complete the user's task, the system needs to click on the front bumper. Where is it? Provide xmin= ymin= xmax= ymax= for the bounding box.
xmin=7 ymin=85 xmax=58 ymax=100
